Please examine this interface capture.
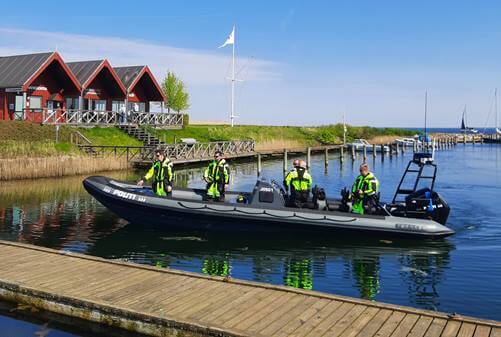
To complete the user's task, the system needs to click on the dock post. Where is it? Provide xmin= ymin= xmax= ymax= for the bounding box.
xmin=381 ymin=144 xmax=385 ymax=161
xmin=363 ymin=146 xmax=367 ymax=162
xmin=372 ymin=144 xmax=376 ymax=158
xmin=283 ymin=149 xmax=288 ymax=179
xmin=307 ymin=147 xmax=311 ymax=169
xmin=340 ymin=146 xmax=344 ymax=163
xmin=396 ymin=143 xmax=400 ymax=156
xmin=463 ymin=136 xmax=467 ymax=145
xmin=389 ymin=143 xmax=393 ymax=158
xmin=324 ymin=148 xmax=329 ymax=168
xmin=472 ymin=137 xmax=476 ymax=145
xmin=351 ymin=145 xmax=355 ymax=161
xmin=257 ymin=153 xmax=262 ymax=177
xmin=413 ymin=141 xmax=417 ymax=153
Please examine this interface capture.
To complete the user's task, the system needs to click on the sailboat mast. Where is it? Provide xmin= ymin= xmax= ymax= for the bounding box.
xmin=424 ymin=91 xmax=428 ymax=139
xmin=495 ymin=88 xmax=498 ymax=131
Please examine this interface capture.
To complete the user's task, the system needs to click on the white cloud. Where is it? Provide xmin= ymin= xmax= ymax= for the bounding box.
xmin=0 ymin=28 xmax=281 ymax=86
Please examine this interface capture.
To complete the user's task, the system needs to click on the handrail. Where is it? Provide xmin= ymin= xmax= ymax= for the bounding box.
xmin=77 ymin=140 xmax=256 ymax=162
xmin=19 ymin=108 xmax=183 ymax=127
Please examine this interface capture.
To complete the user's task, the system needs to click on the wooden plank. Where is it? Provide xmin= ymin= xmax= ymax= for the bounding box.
xmin=223 ymin=291 xmax=296 ymax=329
xmin=373 ymin=311 xmax=407 ymax=337
xmin=142 ymin=278 xmax=221 ymax=313
xmin=472 ymin=325 xmax=491 ymax=337
xmin=319 ymin=304 xmax=367 ymax=337
xmin=196 ymin=287 xmax=267 ymax=323
xmin=260 ymin=297 xmax=325 ymax=336
xmin=304 ymin=302 xmax=356 ymax=337
xmin=457 ymin=323 xmax=476 ymax=337
xmin=423 ymin=318 xmax=447 ymax=337
xmin=271 ymin=298 xmax=331 ymax=337
xmin=355 ymin=309 xmax=393 ymax=337
xmin=163 ymin=280 xmax=232 ymax=316
xmin=176 ymin=282 xmax=250 ymax=319
xmin=489 ymin=327 xmax=501 ymax=337
xmin=286 ymin=300 xmax=343 ymax=337
xmin=407 ymin=316 xmax=434 ymax=337
xmin=328 ymin=306 xmax=380 ymax=337
xmin=246 ymin=295 xmax=315 ymax=334
xmin=440 ymin=320 xmax=462 ymax=337
xmin=390 ymin=313 xmax=420 ymax=337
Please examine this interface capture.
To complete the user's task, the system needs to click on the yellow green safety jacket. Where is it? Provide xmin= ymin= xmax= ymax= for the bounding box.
xmin=284 ymin=168 xmax=313 ymax=192
xmin=143 ymin=158 xmax=173 ymax=195
xmin=204 ymin=159 xmax=230 ymax=184
xmin=352 ymin=172 xmax=379 ymax=198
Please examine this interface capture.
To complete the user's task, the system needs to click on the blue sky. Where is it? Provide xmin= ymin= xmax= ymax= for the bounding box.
xmin=1 ymin=0 xmax=501 ymax=127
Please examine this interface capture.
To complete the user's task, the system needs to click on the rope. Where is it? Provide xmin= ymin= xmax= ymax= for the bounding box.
xmin=176 ymin=202 xmax=358 ymax=222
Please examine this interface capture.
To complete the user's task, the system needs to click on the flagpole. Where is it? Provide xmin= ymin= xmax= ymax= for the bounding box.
xmin=230 ymin=25 xmax=236 ymax=127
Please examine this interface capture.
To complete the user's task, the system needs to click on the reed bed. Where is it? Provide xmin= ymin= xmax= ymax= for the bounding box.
xmin=0 ymin=155 xmax=132 ymax=181
xmin=255 ymin=139 xmax=306 ymax=151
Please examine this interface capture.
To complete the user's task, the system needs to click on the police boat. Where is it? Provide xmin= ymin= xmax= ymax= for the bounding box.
xmin=83 ymin=152 xmax=453 ymax=239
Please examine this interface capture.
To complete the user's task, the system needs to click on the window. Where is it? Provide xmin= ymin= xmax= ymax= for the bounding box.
xmin=29 ymin=96 xmax=42 ymax=111
xmin=66 ymin=97 xmax=79 ymax=110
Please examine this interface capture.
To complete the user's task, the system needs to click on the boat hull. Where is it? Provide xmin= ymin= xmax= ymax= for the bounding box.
xmin=83 ymin=176 xmax=455 ymax=239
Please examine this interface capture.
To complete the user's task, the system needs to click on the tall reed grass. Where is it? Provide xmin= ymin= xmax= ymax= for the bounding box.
xmin=0 ymin=155 xmax=132 ymax=181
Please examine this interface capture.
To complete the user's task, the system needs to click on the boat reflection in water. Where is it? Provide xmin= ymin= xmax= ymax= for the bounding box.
xmin=87 ymin=223 xmax=454 ymax=310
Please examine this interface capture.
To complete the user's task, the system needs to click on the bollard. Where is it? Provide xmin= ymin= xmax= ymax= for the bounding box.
xmin=363 ymin=145 xmax=367 ymax=162
xmin=340 ymin=146 xmax=344 ymax=163
xmin=257 ymin=153 xmax=262 ymax=177
xmin=307 ymin=147 xmax=311 ymax=169
xmin=351 ymin=145 xmax=356 ymax=161
xmin=324 ymin=148 xmax=329 ymax=168
xmin=283 ymin=149 xmax=288 ymax=179
xmin=373 ymin=144 xmax=377 ymax=158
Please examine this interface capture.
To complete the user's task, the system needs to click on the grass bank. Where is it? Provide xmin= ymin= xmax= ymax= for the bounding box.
xmin=148 ymin=124 xmax=415 ymax=150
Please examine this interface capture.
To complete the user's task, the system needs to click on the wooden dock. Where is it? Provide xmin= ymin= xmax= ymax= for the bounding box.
xmin=1 ymin=240 xmax=499 ymax=337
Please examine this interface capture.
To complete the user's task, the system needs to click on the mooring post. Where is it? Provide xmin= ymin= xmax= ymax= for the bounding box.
xmin=306 ymin=147 xmax=312 ymax=169
xmin=389 ymin=143 xmax=393 ymax=158
xmin=396 ymin=143 xmax=400 ymax=156
xmin=283 ymin=149 xmax=288 ymax=179
xmin=351 ymin=145 xmax=355 ymax=161
xmin=472 ymin=136 xmax=476 ymax=145
xmin=401 ymin=142 xmax=405 ymax=153
xmin=463 ymin=136 xmax=467 ymax=145
xmin=324 ymin=148 xmax=329 ymax=168
xmin=340 ymin=145 xmax=344 ymax=163
xmin=381 ymin=144 xmax=385 ymax=161
xmin=363 ymin=146 xmax=367 ymax=162
xmin=372 ymin=144 xmax=377 ymax=158
xmin=257 ymin=153 xmax=262 ymax=177
xmin=413 ymin=141 xmax=417 ymax=153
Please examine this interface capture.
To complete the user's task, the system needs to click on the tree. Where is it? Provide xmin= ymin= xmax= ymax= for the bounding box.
xmin=161 ymin=71 xmax=190 ymax=113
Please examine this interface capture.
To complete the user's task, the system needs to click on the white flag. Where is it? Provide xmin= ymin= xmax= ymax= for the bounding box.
xmin=218 ymin=26 xmax=235 ymax=48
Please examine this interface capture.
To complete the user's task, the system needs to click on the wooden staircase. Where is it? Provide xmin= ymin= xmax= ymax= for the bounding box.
xmin=118 ymin=125 xmax=165 ymax=148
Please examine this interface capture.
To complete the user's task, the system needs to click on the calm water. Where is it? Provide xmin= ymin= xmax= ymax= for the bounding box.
xmin=0 ymin=144 xmax=500 ymax=334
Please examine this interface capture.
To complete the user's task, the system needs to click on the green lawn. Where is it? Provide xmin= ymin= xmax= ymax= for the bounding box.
xmin=77 ymin=127 xmax=143 ymax=146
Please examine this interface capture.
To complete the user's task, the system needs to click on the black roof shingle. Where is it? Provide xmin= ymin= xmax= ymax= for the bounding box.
xmin=0 ymin=52 xmax=54 ymax=88
xmin=66 ymin=60 xmax=104 ymax=86
xmin=113 ymin=66 xmax=145 ymax=90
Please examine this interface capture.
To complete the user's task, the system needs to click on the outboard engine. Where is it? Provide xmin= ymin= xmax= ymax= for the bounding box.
xmin=405 ymin=188 xmax=450 ymax=225
xmin=312 ymin=185 xmax=327 ymax=210
xmin=249 ymin=180 xmax=286 ymax=207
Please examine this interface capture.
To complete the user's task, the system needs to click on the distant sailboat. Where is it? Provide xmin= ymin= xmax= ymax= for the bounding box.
xmin=495 ymin=89 xmax=501 ymax=135
xmin=460 ymin=105 xmax=478 ymax=134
